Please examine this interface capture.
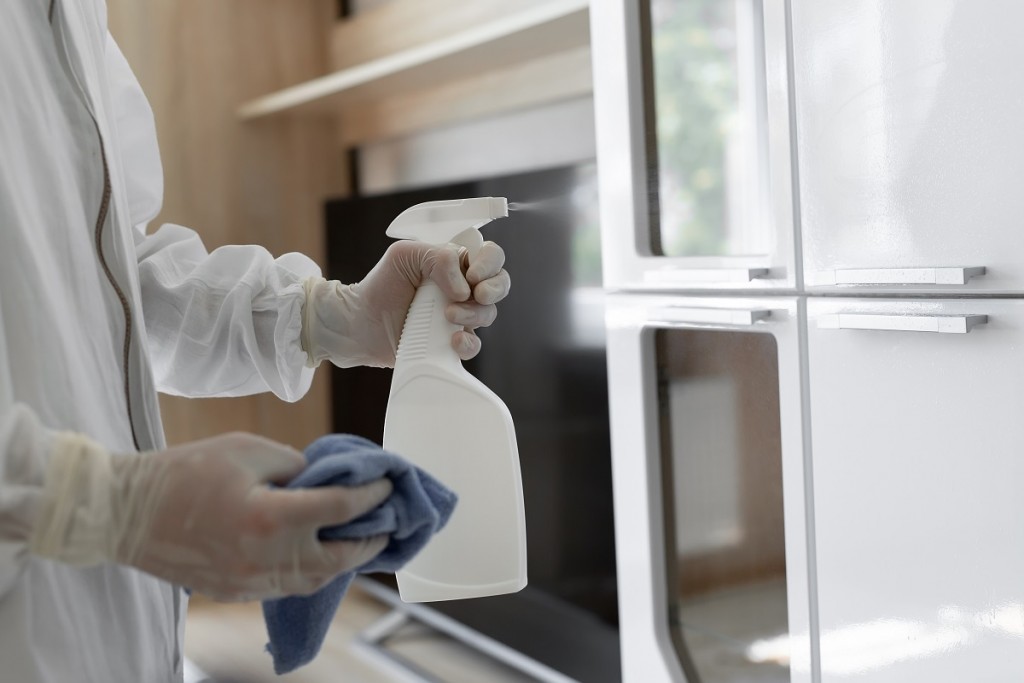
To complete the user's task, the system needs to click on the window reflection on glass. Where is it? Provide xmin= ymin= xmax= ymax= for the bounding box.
xmin=648 ymin=0 xmax=769 ymax=258
xmin=568 ymin=164 xmax=606 ymax=348
xmin=569 ymin=164 xmax=603 ymax=288
xmin=656 ymin=329 xmax=789 ymax=682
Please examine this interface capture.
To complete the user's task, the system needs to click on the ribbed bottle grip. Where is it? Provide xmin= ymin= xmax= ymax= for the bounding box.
xmin=395 ymin=291 xmax=434 ymax=362
xmin=395 ymin=281 xmax=463 ymax=367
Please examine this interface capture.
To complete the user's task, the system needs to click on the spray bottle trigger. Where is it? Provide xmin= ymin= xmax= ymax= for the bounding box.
xmin=451 ymin=227 xmax=485 ymax=259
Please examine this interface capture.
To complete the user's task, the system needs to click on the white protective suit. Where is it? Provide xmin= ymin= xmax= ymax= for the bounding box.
xmin=0 ymin=1 xmax=321 ymax=680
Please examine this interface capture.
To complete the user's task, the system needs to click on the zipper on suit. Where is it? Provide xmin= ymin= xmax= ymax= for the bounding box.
xmin=93 ymin=125 xmax=141 ymax=452
xmin=50 ymin=1 xmax=141 ymax=452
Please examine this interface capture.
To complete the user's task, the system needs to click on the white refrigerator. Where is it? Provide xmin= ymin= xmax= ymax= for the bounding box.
xmin=591 ymin=1 xmax=1024 ymax=682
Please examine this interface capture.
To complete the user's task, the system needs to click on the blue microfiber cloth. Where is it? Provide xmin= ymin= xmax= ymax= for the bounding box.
xmin=262 ymin=434 xmax=457 ymax=674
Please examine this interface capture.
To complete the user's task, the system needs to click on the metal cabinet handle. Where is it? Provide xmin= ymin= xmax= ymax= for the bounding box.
xmin=822 ymin=267 xmax=986 ymax=286
xmin=648 ymin=307 xmax=772 ymax=327
xmin=818 ymin=314 xmax=989 ymax=334
xmin=643 ymin=268 xmax=770 ymax=285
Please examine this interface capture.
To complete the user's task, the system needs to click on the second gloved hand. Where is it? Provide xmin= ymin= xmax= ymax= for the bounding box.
xmin=30 ymin=432 xmax=393 ymax=601
xmin=301 ymin=240 xmax=511 ymax=368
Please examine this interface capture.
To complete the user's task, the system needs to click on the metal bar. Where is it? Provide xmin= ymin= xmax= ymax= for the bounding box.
xmin=825 ymin=266 xmax=986 ymax=286
xmin=355 ymin=578 xmax=579 ymax=683
xmin=817 ymin=314 xmax=989 ymax=334
xmin=647 ymin=307 xmax=773 ymax=327
xmin=643 ymin=268 xmax=770 ymax=284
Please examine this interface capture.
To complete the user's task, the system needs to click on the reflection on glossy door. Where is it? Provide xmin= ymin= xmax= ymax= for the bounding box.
xmin=808 ymin=298 xmax=1024 ymax=682
xmin=793 ymin=0 xmax=1024 ymax=293
xmin=656 ymin=329 xmax=789 ymax=682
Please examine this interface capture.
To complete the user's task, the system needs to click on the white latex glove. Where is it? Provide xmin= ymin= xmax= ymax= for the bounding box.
xmin=302 ymin=240 xmax=511 ymax=368
xmin=30 ymin=432 xmax=392 ymax=601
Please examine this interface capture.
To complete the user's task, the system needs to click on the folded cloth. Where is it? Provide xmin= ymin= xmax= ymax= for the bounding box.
xmin=262 ymin=434 xmax=457 ymax=674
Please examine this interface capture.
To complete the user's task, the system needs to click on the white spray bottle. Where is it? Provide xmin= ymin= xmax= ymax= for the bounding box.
xmin=383 ymin=197 xmax=527 ymax=603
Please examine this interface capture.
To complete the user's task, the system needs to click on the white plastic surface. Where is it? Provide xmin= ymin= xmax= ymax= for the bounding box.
xmin=382 ymin=198 xmax=527 ymax=603
xmin=385 ymin=197 xmax=508 ymax=246
xmin=793 ymin=0 xmax=1024 ymax=293
xmin=808 ymin=298 xmax=1024 ymax=682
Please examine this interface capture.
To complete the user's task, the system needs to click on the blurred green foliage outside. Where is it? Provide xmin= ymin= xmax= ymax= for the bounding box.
xmin=651 ymin=0 xmax=741 ymax=257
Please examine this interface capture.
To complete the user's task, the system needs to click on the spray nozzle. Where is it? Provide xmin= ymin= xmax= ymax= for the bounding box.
xmin=386 ymin=197 xmax=508 ymax=257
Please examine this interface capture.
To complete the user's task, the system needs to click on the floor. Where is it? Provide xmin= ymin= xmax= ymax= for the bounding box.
xmin=678 ymin=579 xmax=791 ymax=683
xmin=183 ymin=585 xmax=533 ymax=683
xmin=185 ymin=580 xmax=790 ymax=683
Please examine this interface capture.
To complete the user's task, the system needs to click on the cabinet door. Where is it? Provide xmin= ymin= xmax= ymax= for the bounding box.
xmin=807 ymin=298 xmax=1024 ymax=682
xmin=591 ymin=0 xmax=796 ymax=292
xmin=793 ymin=0 xmax=1024 ymax=294
xmin=607 ymin=295 xmax=811 ymax=683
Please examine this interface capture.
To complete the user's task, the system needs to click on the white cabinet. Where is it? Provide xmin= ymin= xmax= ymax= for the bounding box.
xmin=595 ymin=1 xmax=1024 ymax=682
xmin=807 ymin=297 xmax=1024 ymax=682
xmin=591 ymin=0 xmax=796 ymax=292
xmin=792 ymin=0 xmax=1024 ymax=294
xmin=606 ymin=294 xmax=812 ymax=683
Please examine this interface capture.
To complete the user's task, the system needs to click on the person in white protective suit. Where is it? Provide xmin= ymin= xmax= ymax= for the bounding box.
xmin=0 ymin=2 xmax=511 ymax=681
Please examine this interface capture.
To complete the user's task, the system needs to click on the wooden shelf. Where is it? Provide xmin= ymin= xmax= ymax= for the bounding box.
xmin=336 ymin=45 xmax=593 ymax=147
xmin=237 ymin=0 xmax=590 ymax=121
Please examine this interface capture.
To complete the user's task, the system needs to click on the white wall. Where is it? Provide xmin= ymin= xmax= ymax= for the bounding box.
xmin=359 ymin=96 xmax=597 ymax=194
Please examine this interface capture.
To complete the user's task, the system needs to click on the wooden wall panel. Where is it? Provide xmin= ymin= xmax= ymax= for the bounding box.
xmin=107 ymin=0 xmax=345 ymax=449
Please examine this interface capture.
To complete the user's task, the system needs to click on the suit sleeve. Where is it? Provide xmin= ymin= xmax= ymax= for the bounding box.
xmin=106 ymin=33 xmax=320 ymax=401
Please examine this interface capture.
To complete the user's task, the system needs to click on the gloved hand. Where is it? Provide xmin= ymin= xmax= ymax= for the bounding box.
xmin=30 ymin=432 xmax=392 ymax=601
xmin=302 ymin=240 xmax=511 ymax=368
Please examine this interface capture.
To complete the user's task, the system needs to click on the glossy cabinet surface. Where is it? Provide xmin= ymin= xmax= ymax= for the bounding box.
xmin=605 ymin=295 xmax=812 ymax=683
xmin=807 ymin=298 xmax=1024 ymax=681
xmin=591 ymin=0 xmax=796 ymax=292
xmin=595 ymin=2 xmax=1024 ymax=682
xmin=792 ymin=0 xmax=1024 ymax=294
